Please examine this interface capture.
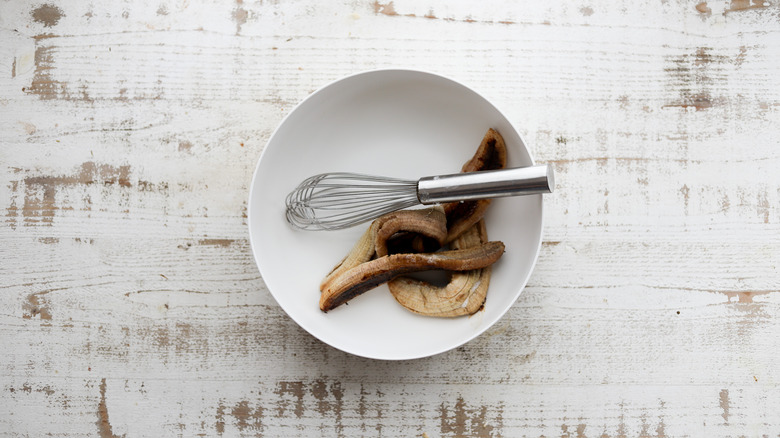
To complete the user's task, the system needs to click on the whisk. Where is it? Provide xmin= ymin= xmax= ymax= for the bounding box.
xmin=285 ymin=164 xmax=554 ymax=230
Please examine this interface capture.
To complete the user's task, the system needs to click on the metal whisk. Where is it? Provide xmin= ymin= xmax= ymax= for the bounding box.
xmin=285 ymin=164 xmax=554 ymax=230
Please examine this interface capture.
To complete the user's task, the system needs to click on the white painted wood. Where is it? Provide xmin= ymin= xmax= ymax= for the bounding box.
xmin=1 ymin=0 xmax=779 ymax=436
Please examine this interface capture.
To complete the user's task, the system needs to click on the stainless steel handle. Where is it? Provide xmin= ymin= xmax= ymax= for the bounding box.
xmin=416 ymin=164 xmax=554 ymax=204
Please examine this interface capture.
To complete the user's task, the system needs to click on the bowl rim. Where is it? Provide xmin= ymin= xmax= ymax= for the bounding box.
xmin=247 ymin=68 xmax=545 ymax=360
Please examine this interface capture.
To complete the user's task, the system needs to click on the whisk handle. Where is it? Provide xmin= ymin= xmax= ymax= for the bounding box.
xmin=417 ymin=164 xmax=554 ymax=204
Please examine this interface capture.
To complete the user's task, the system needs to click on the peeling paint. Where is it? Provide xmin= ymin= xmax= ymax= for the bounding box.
xmin=663 ymin=47 xmax=735 ymax=110
xmin=373 ymin=1 xmax=397 ymax=16
xmin=756 ymin=191 xmax=769 ymax=223
xmin=7 ymin=383 xmax=55 ymax=396
xmin=439 ymin=396 xmax=502 ymax=437
xmin=97 ymin=378 xmax=124 ymax=438
xmin=32 ymin=4 xmax=64 ymax=27
xmin=232 ymin=0 xmax=248 ymax=35
xmin=24 ymin=162 xmax=131 ymax=189
xmin=29 ymin=45 xmax=58 ymax=99
xmin=679 ymin=184 xmax=690 ymax=214
xmin=215 ymin=401 xmax=226 ymax=434
xmin=724 ymin=291 xmax=771 ymax=304
xmin=231 ymin=400 xmax=262 ymax=432
xmin=274 ymin=381 xmax=305 ymax=418
xmin=22 ymin=290 xmax=52 ymax=320
xmin=6 ymin=180 xmax=19 ymax=229
xmin=695 ymin=2 xmax=712 ymax=14
xmin=198 ymin=239 xmax=235 ymax=247
xmin=719 ymin=389 xmax=729 ymax=423
xmin=215 ymin=399 xmax=263 ymax=434
xmin=372 ymin=1 xmax=515 ymax=25
xmin=724 ymin=0 xmax=771 ymax=13
xmin=12 ymin=162 xmax=132 ymax=227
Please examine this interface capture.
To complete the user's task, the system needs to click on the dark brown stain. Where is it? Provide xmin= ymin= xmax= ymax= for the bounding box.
xmin=11 ymin=57 xmax=16 ymax=78
xmin=38 ymin=237 xmax=59 ymax=244
xmin=232 ymin=0 xmax=248 ymax=35
xmin=32 ymin=4 xmax=64 ymax=27
xmin=23 ymin=289 xmax=52 ymax=320
xmin=577 ymin=424 xmax=587 ymax=438
xmin=439 ymin=396 xmax=502 ymax=437
xmin=198 ymin=239 xmax=235 ymax=247
xmin=97 ymin=378 xmax=125 ymax=438
xmin=178 ymin=140 xmax=193 ymax=152
xmin=724 ymin=0 xmax=770 ymax=13
xmin=719 ymin=389 xmax=729 ymax=423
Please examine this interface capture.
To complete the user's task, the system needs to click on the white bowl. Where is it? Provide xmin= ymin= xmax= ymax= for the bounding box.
xmin=248 ymin=69 xmax=543 ymax=360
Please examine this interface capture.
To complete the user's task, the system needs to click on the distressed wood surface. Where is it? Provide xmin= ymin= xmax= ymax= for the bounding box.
xmin=1 ymin=0 xmax=779 ymax=436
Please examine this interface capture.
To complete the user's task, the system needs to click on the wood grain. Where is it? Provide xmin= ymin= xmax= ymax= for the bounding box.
xmin=1 ymin=0 xmax=779 ymax=436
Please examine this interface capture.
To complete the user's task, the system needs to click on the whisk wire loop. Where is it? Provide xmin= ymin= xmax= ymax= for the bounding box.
xmin=285 ymin=173 xmax=420 ymax=230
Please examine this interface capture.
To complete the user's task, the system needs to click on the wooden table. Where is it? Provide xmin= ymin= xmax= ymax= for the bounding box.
xmin=2 ymin=0 xmax=779 ymax=436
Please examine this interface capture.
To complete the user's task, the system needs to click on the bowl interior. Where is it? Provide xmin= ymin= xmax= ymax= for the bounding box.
xmin=249 ymin=70 xmax=543 ymax=360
